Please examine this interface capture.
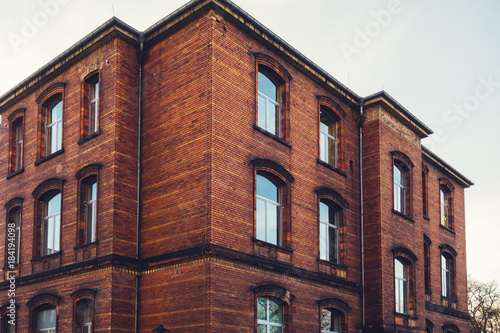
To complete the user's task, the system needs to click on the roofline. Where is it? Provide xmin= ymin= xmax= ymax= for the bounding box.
xmin=422 ymin=145 xmax=474 ymax=188
xmin=142 ymin=0 xmax=362 ymax=106
xmin=363 ymin=90 xmax=433 ymax=138
xmin=0 ymin=17 xmax=140 ymax=112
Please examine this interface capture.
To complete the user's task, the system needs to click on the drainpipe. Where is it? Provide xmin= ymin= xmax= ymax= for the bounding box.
xmin=358 ymin=98 xmax=365 ymax=329
xmin=135 ymin=31 xmax=145 ymax=333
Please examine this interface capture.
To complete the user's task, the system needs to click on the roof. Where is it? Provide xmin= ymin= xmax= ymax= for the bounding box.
xmin=422 ymin=145 xmax=474 ymax=188
xmin=363 ymin=90 xmax=434 ymax=139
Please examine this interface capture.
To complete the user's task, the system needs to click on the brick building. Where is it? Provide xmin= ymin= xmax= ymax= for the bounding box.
xmin=0 ymin=0 xmax=472 ymax=332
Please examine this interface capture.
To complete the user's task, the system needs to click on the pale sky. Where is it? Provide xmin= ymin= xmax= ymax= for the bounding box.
xmin=0 ymin=0 xmax=498 ymax=283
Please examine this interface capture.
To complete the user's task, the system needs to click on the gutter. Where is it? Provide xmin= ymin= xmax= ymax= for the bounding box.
xmin=134 ymin=31 xmax=145 ymax=333
xmin=358 ymin=98 xmax=366 ymax=328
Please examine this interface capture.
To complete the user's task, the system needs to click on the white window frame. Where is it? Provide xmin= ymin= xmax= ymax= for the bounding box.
xmin=440 ymin=189 xmax=449 ymax=227
xmin=85 ymin=181 xmax=97 ymax=244
xmin=42 ymin=195 xmax=61 ymax=257
xmin=320 ymin=114 xmax=338 ymax=168
xmin=394 ymin=258 xmax=409 ymax=314
xmin=319 ymin=201 xmax=339 ymax=263
xmin=393 ymin=163 xmax=406 ymax=214
xmin=257 ymin=297 xmax=284 ymax=333
xmin=46 ymin=101 xmax=62 ymax=155
xmin=258 ymin=71 xmax=281 ymax=136
xmin=256 ymin=193 xmax=282 ymax=246
xmin=88 ymin=78 xmax=99 ymax=135
xmin=441 ymin=254 xmax=451 ymax=298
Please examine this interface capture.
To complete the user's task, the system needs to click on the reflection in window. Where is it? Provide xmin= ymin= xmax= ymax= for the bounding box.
xmin=42 ymin=193 xmax=61 ymax=256
xmin=395 ymin=258 xmax=409 ymax=314
xmin=46 ymin=98 xmax=63 ymax=155
xmin=393 ymin=162 xmax=406 ymax=214
xmin=321 ymin=308 xmax=342 ymax=333
xmin=320 ymin=108 xmax=339 ymax=168
xmin=37 ymin=306 xmax=56 ymax=333
xmin=257 ymin=297 xmax=283 ymax=333
xmin=256 ymin=174 xmax=281 ymax=245
xmin=76 ymin=299 xmax=93 ymax=333
xmin=440 ymin=188 xmax=450 ymax=228
xmin=441 ymin=254 xmax=452 ymax=298
xmin=319 ymin=200 xmax=339 ymax=263
xmin=258 ymin=70 xmax=280 ymax=136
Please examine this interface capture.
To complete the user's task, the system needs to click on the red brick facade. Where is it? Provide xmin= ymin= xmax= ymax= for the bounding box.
xmin=0 ymin=1 xmax=472 ymax=332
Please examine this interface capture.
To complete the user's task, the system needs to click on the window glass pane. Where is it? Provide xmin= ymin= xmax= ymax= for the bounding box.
xmin=321 ymin=309 xmax=332 ymax=330
xmin=320 ymin=132 xmax=327 ymax=162
xmin=257 ymin=298 xmax=267 ymax=320
xmin=394 ymin=164 xmax=402 ymax=185
xmin=269 ymin=299 xmax=282 ymax=323
xmin=258 ymin=95 xmax=267 ymax=130
xmin=53 ymin=214 xmax=60 ymax=253
xmin=258 ymin=72 xmax=277 ymax=102
xmin=38 ymin=308 xmax=56 ymax=329
xmin=48 ymin=194 xmax=61 ymax=216
xmin=256 ymin=198 xmax=266 ymax=242
xmin=320 ymin=223 xmax=328 ymax=260
xmin=320 ymin=202 xmax=328 ymax=223
xmin=257 ymin=325 xmax=267 ymax=333
xmin=395 ymin=259 xmax=404 ymax=278
xmin=53 ymin=101 xmax=63 ymax=121
xmin=267 ymin=203 xmax=278 ymax=245
xmin=269 ymin=102 xmax=277 ymax=135
xmin=270 ymin=327 xmax=282 ymax=333
xmin=257 ymin=175 xmax=278 ymax=202
xmin=329 ymin=224 xmax=337 ymax=263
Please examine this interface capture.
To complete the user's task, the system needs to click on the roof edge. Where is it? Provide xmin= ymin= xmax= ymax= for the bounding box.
xmin=0 ymin=17 xmax=140 ymax=112
xmin=422 ymin=145 xmax=474 ymax=188
xmin=364 ymin=90 xmax=433 ymax=138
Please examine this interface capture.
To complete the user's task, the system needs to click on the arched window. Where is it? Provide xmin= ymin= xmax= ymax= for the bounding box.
xmin=75 ymin=299 xmax=93 ymax=333
xmin=392 ymin=247 xmax=417 ymax=316
xmin=321 ymin=308 xmax=343 ymax=333
xmin=256 ymin=173 xmax=282 ymax=246
xmin=319 ymin=107 xmax=340 ymax=168
xmin=440 ymin=187 xmax=451 ymax=228
xmin=394 ymin=258 xmax=409 ymax=314
xmin=7 ymin=108 xmax=25 ymax=176
xmin=258 ymin=69 xmax=281 ymax=137
xmin=257 ymin=297 xmax=283 ymax=332
xmin=319 ymin=200 xmax=339 ymax=264
xmin=37 ymin=305 xmax=56 ymax=333
xmin=255 ymin=54 xmax=291 ymax=141
xmin=441 ymin=253 xmax=453 ymax=298
xmin=81 ymin=72 xmax=100 ymax=140
xmin=392 ymin=151 xmax=413 ymax=217
xmin=36 ymin=83 xmax=65 ymax=162
xmin=253 ymin=285 xmax=294 ymax=333
xmin=41 ymin=192 xmax=61 ymax=256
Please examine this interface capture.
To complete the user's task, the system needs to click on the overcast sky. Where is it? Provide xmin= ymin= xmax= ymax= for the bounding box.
xmin=0 ymin=0 xmax=498 ymax=283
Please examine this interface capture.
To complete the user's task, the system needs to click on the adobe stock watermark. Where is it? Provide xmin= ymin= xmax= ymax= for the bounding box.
xmin=425 ymin=74 xmax=499 ymax=151
xmin=340 ymin=0 xmax=403 ymax=64
xmin=7 ymin=0 xmax=73 ymax=53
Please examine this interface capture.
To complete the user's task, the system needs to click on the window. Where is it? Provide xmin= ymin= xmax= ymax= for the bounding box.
xmin=392 ymin=248 xmax=417 ymax=315
xmin=81 ymin=177 xmax=97 ymax=245
xmin=441 ymin=254 xmax=452 ymax=298
xmin=422 ymin=166 xmax=429 ymax=217
xmin=440 ymin=187 xmax=450 ymax=228
xmin=394 ymin=258 xmax=409 ymax=314
xmin=75 ymin=299 xmax=93 ymax=333
xmin=36 ymin=83 xmax=65 ymax=162
xmin=258 ymin=70 xmax=280 ymax=136
xmin=392 ymin=151 xmax=414 ymax=217
xmin=256 ymin=174 xmax=281 ymax=246
xmin=394 ymin=162 xmax=407 ymax=214
xmin=424 ymin=240 xmax=431 ymax=292
xmin=253 ymin=285 xmax=294 ymax=333
xmin=252 ymin=159 xmax=293 ymax=250
xmin=319 ymin=200 xmax=339 ymax=264
xmin=321 ymin=309 xmax=343 ymax=333
xmin=36 ymin=305 xmax=56 ymax=333
xmin=1 ymin=306 xmax=17 ymax=333
xmin=41 ymin=192 xmax=61 ymax=256
xmin=7 ymin=207 xmax=21 ymax=265
xmin=320 ymin=107 xmax=340 ymax=168
xmin=255 ymin=54 xmax=291 ymax=141
xmin=7 ymin=108 xmax=25 ymax=176
xmin=45 ymin=97 xmax=63 ymax=156
xmin=82 ymin=73 xmax=100 ymax=139
xmin=257 ymin=297 xmax=283 ymax=333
